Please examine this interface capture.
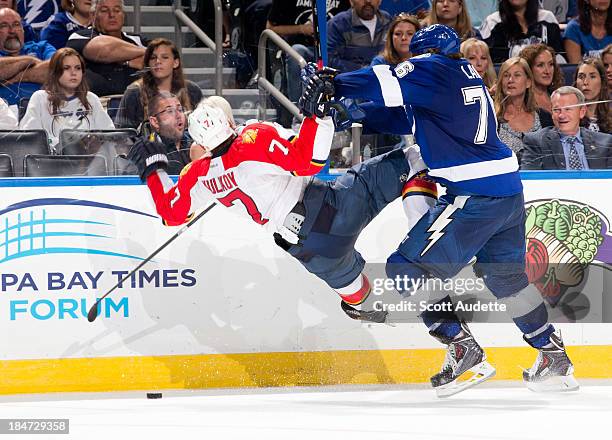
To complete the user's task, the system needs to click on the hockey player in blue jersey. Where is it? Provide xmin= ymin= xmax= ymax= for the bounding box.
xmin=302 ymin=24 xmax=578 ymax=397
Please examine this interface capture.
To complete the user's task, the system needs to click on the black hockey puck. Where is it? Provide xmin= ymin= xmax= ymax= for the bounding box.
xmin=147 ymin=392 xmax=162 ymax=399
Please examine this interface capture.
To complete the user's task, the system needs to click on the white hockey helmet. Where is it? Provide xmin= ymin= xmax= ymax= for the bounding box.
xmin=188 ymin=103 xmax=235 ymax=150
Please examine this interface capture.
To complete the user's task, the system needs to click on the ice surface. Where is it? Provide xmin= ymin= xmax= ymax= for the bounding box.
xmin=0 ymin=382 xmax=609 ymax=439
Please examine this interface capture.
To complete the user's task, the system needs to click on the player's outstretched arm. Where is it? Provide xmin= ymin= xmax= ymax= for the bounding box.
xmin=128 ymin=138 xmax=211 ymax=226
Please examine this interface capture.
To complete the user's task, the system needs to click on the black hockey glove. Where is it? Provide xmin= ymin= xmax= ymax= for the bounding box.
xmin=300 ymin=63 xmax=339 ymax=85
xmin=299 ymin=73 xmax=335 ymax=118
xmin=127 ymin=138 xmax=169 ymax=182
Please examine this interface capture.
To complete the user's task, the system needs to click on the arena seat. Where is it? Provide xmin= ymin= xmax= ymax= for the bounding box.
xmin=24 ymin=154 xmax=108 ymax=177
xmin=0 ymin=154 xmax=14 ymax=177
xmin=0 ymin=130 xmax=50 ymax=177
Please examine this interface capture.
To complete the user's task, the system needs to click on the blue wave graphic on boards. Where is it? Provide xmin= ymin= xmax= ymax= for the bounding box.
xmin=0 ymin=198 xmax=153 ymax=263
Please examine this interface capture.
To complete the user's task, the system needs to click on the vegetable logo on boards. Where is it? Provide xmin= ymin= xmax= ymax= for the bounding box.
xmin=524 ymin=199 xmax=611 ymax=306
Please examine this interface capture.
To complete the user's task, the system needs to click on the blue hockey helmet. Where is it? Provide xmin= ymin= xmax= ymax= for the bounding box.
xmin=409 ymin=24 xmax=461 ymax=56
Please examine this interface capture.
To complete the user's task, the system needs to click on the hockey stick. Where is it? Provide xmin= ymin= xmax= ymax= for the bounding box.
xmin=311 ymin=0 xmax=328 ymax=68
xmin=87 ymin=203 xmax=216 ymax=322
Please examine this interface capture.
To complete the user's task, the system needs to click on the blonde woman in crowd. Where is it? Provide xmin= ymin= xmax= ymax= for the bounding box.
xmin=494 ymin=57 xmax=553 ymax=163
xmin=425 ymin=0 xmax=481 ymax=40
xmin=460 ymin=38 xmax=497 ymax=91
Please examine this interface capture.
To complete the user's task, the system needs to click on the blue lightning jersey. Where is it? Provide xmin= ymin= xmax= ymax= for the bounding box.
xmin=333 ymin=53 xmax=523 ymax=197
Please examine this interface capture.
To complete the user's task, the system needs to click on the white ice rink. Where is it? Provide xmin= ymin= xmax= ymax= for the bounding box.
xmin=1 ymin=382 xmax=610 ymax=439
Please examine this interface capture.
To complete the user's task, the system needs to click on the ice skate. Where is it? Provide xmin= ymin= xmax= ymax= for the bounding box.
xmin=430 ymin=323 xmax=496 ymax=398
xmin=523 ymin=330 xmax=579 ymax=392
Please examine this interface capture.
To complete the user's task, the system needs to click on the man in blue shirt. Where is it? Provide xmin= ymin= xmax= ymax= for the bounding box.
xmin=306 ymin=24 xmax=578 ymax=396
xmin=327 ymin=0 xmax=392 ymax=72
xmin=522 ymin=86 xmax=612 ymax=170
xmin=0 ymin=7 xmax=55 ymax=105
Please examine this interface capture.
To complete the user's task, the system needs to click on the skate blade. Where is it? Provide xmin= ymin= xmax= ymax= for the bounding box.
xmin=525 ymin=374 xmax=579 ymax=393
xmin=435 ymin=361 xmax=496 ymax=398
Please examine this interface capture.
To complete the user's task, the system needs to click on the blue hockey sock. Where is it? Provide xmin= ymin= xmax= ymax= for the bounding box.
xmin=421 ymin=295 xmax=462 ymax=339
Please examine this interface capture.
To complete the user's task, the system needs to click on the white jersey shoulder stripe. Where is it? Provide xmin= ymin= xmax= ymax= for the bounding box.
xmin=373 ymin=65 xmax=404 ymax=107
xmin=428 ymin=151 xmax=519 ymax=182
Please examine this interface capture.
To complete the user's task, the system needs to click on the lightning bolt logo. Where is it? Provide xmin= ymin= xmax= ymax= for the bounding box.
xmin=23 ymin=0 xmax=58 ymax=29
xmin=420 ymin=196 xmax=469 ymax=256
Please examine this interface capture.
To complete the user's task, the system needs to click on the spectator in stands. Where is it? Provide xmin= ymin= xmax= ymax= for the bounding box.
xmin=371 ymin=13 xmax=420 ymax=65
xmin=563 ymin=0 xmax=612 ymax=63
xmin=480 ymin=0 xmax=564 ymax=63
xmin=240 ymin=0 xmax=273 ymax=69
xmin=494 ymin=57 xmax=554 ymax=163
xmin=114 ymin=38 xmax=202 ymax=131
xmin=327 ymin=0 xmax=392 ymax=72
xmin=191 ymin=0 xmax=232 ymax=49
xmin=466 ymin=0 xmax=498 ymax=28
xmin=573 ymin=57 xmax=611 ymax=132
xmin=0 ymin=0 xmax=37 ymax=41
xmin=42 ymin=0 xmax=92 ymax=50
xmin=138 ymin=91 xmax=191 ymax=175
xmin=540 ymin=0 xmax=570 ymax=24
xmin=0 ymin=96 xmax=18 ymax=128
xmin=460 ymin=37 xmax=497 ymax=91
xmin=266 ymin=0 xmax=350 ymax=107
xmin=380 ymin=0 xmax=431 ymax=18
xmin=602 ymin=43 xmax=612 ymax=93
xmin=424 ymin=0 xmax=481 ymax=40
xmin=519 ymin=43 xmax=564 ymax=112
xmin=0 ymin=7 xmax=55 ymax=105
xmin=67 ymin=0 xmax=148 ymax=96
xmin=19 ymin=47 xmax=114 ymax=149
xmin=522 ymin=86 xmax=612 ymax=169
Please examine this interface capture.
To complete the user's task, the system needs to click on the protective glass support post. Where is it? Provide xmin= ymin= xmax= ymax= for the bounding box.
xmin=351 ymin=123 xmax=362 ymax=165
xmin=257 ymin=29 xmax=305 ymax=121
xmin=133 ymin=0 xmax=141 ymax=35
xmin=214 ymin=0 xmax=223 ymax=94
xmin=172 ymin=0 xmax=183 ymax=53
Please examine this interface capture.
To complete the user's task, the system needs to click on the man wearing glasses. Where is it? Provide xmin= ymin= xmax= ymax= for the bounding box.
xmin=140 ymin=91 xmax=192 ymax=175
xmin=0 ymin=7 xmax=56 ymax=105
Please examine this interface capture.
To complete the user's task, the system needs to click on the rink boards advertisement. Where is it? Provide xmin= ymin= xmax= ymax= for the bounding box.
xmin=1 ymin=172 xmax=611 ymax=393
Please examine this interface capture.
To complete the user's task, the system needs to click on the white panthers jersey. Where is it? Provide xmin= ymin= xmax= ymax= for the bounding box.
xmin=146 ymin=116 xmax=334 ymax=233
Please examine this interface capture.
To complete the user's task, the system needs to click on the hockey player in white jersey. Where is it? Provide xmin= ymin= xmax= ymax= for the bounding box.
xmin=127 ymin=85 xmax=437 ymax=323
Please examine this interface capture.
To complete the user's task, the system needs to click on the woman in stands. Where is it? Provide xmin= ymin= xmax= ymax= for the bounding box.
xmin=573 ymin=57 xmax=611 ymax=133
xmin=494 ymin=57 xmax=553 ymax=164
xmin=563 ymin=0 xmax=612 ymax=64
xmin=480 ymin=0 xmax=564 ymax=63
xmin=19 ymin=47 xmax=114 ymax=149
xmin=424 ymin=0 xmax=481 ymax=40
xmin=41 ymin=0 xmax=92 ymax=49
xmin=114 ymin=38 xmax=202 ymax=131
xmin=460 ymin=38 xmax=497 ymax=91
xmin=371 ymin=13 xmax=421 ymax=66
xmin=519 ymin=43 xmax=565 ymax=112
xmin=603 ymin=43 xmax=612 ymax=94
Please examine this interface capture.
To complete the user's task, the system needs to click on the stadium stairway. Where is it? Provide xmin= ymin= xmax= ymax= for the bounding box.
xmin=123 ymin=1 xmax=276 ymax=123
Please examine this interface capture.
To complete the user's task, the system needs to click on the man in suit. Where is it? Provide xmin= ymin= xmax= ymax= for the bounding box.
xmin=522 ymin=86 xmax=612 ymax=170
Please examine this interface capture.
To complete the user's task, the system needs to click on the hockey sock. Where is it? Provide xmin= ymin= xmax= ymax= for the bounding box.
xmin=421 ymin=295 xmax=462 ymax=340
xmin=334 ymin=273 xmax=371 ymax=310
xmin=401 ymin=172 xmax=437 ymax=231
xmin=498 ymin=284 xmax=555 ymax=348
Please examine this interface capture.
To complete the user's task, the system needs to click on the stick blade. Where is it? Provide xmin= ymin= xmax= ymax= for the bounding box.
xmin=87 ymin=304 xmax=98 ymax=322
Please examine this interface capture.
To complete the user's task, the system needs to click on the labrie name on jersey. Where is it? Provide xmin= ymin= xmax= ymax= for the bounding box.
xmin=146 ymin=116 xmax=335 ymax=233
